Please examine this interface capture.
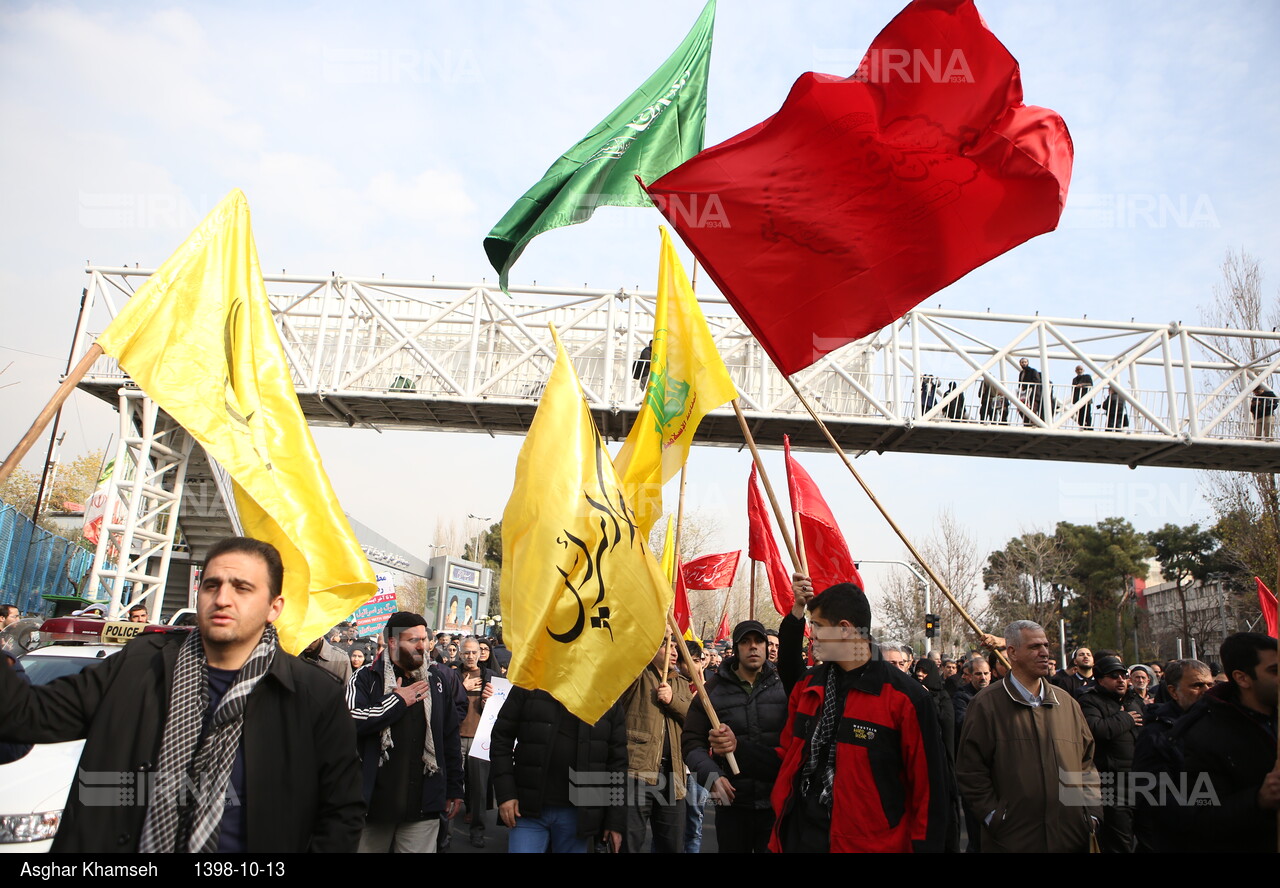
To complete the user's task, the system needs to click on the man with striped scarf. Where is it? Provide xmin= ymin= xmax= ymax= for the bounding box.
xmin=0 ymin=536 xmax=365 ymax=852
xmin=348 ymin=611 xmax=464 ymax=853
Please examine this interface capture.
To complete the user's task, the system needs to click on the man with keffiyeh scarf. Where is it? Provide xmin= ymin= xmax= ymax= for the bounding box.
xmin=727 ymin=581 xmax=952 ymax=853
xmin=0 ymin=536 xmax=365 ymax=853
xmin=348 ymin=610 xmax=464 ymax=853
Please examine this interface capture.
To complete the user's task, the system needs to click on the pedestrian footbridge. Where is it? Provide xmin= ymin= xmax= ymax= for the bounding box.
xmin=61 ymin=267 xmax=1280 ymax=620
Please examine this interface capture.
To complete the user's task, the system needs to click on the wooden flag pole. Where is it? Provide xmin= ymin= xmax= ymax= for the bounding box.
xmin=793 ymin=511 xmax=810 ymax=577
xmin=731 ymin=399 xmax=801 ymax=571
xmin=782 ymin=374 xmax=1010 ymax=669
xmin=0 ymin=344 xmax=103 ymax=485
xmin=749 ymin=559 xmax=757 ymax=621
xmin=667 ymin=610 xmax=739 ymax=775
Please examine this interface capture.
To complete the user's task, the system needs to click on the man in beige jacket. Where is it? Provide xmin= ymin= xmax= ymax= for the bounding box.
xmin=618 ymin=634 xmax=692 ymax=853
xmin=957 ymin=620 xmax=1101 ymax=852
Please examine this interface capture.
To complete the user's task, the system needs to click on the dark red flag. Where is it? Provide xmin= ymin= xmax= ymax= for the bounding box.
xmin=673 ymin=560 xmax=693 ymax=635
xmin=714 ymin=610 xmax=731 ymax=643
xmin=683 ymin=551 xmax=742 ymax=590
xmin=785 ymin=436 xmax=864 ymax=593
xmin=748 ymin=464 xmax=795 ymax=617
xmin=646 ymin=0 xmax=1073 ymax=375
xmin=1257 ymin=577 xmax=1278 ymax=638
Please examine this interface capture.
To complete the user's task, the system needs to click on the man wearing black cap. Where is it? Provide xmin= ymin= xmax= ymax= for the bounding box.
xmin=720 ymin=582 xmax=951 ymax=852
xmin=1078 ymin=654 xmax=1143 ymax=852
xmin=348 ymin=611 xmax=464 ymax=853
xmin=683 ymin=619 xmax=787 ymax=853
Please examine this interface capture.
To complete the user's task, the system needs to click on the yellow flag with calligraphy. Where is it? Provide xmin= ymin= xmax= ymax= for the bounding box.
xmin=614 ymin=226 xmax=738 ymax=536
xmin=501 ymin=326 xmax=671 ymax=723
xmin=94 ymin=189 xmax=375 ymax=654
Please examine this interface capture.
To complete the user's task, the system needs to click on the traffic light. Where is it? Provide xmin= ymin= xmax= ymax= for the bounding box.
xmin=924 ymin=614 xmax=939 ymax=638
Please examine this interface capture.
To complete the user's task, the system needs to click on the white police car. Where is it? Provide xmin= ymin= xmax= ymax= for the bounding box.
xmin=0 ymin=615 xmax=190 ymax=852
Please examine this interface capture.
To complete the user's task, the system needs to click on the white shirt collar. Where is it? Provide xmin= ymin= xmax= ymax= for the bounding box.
xmin=1007 ymin=672 xmax=1045 ymax=707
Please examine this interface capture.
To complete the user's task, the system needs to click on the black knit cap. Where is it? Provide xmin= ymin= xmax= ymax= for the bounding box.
xmin=384 ymin=611 xmax=428 ymax=637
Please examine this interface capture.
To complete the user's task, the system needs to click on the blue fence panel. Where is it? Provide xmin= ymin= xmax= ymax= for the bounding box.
xmin=0 ymin=501 xmax=107 ymax=618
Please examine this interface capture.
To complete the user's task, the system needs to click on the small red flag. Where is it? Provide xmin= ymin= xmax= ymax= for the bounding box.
xmin=1132 ymin=576 xmax=1147 ymax=610
xmin=683 ymin=551 xmax=742 ymax=590
xmin=748 ymin=464 xmax=795 ymax=617
xmin=646 ymin=0 xmax=1073 ymax=375
xmin=1257 ymin=577 xmax=1278 ymax=638
xmin=673 ymin=561 xmax=693 ymax=635
xmin=785 ymin=436 xmax=864 ymax=594
xmin=714 ymin=610 xmax=731 ymax=643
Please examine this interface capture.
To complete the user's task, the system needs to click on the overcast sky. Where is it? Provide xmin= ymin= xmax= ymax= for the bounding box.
xmin=1 ymin=0 xmax=1277 ymax=613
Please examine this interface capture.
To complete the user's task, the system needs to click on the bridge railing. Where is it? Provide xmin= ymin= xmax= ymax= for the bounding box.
xmin=72 ymin=269 xmax=1280 ymax=450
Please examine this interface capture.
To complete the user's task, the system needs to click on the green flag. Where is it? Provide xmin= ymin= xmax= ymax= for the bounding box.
xmin=484 ymin=0 xmax=715 ymax=291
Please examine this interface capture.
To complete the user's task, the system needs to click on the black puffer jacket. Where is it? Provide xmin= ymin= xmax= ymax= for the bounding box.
xmin=1164 ymin=682 xmax=1277 ymax=852
xmin=490 ymin=686 xmax=626 ymax=837
xmin=1078 ymin=685 xmax=1142 ymax=773
xmin=682 ymin=657 xmax=787 ymax=809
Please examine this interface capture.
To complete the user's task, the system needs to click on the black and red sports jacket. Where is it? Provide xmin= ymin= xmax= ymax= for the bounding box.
xmin=769 ymin=656 xmax=951 ymax=852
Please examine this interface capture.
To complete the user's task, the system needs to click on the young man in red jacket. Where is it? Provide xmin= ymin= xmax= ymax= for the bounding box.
xmin=716 ymin=582 xmax=951 ymax=852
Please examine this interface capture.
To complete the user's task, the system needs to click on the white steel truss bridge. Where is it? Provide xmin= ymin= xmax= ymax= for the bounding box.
xmin=64 ymin=267 xmax=1280 ymax=617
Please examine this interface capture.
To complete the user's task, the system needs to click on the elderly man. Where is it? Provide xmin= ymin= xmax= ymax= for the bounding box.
xmin=300 ymin=633 xmax=353 ymax=686
xmin=0 ymin=536 xmax=364 ymax=852
xmin=952 ymin=656 xmax=991 ymax=737
xmin=880 ymin=641 xmax=913 ymax=673
xmin=957 ymin=620 xmax=1100 ymax=853
xmin=1132 ymin=658 xmax=1214 ymax=852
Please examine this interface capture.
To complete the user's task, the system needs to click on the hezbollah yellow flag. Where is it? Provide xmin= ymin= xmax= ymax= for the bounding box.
xmin=94 ymin=189 xmax=375 ymax=653
xmin=501 ymin=326 xmax=672 ymax=723
xmin=614 ymin=226 xmax=738 ymax=536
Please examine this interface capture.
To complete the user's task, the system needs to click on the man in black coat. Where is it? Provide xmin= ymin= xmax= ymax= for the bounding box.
xmin=683 ymin=620 xmax=787 ymax=853
xmin=1131 ymin=658 xmax=1214 ymax=852
xmin=1050 ymin=647 xmax=1096 ymax=700
xmin=1079 ymin=655 xmax=1143 ymax=852
xmin=1163 ymin=633 xmax=1280 ymax=852
xmin=0 ymin=536 xmax=365 ymax=853
xmin=348 ymin=611 xmax=464 ymax=853
xmin=490 ymin=685 xmax=626 ymax=853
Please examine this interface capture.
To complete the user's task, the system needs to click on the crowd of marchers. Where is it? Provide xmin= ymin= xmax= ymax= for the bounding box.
xmin=1 ymin=535 xmax=1276 ymax=854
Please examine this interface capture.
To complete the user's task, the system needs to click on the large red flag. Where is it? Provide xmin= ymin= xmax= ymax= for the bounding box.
xmin=1257 ymin=577 xmax=1278 ymax=638
xmin=645 ymin=0 xmax=1073 ymax=375
xmin=785 ymin=436 xmax=865 ymax=593
xmin=748 ymin=464 xmax=794 ymax=617
xmin=683 ymin=551 xmax=742 ymax=590
xmin=674 ymin=561 xmax=693 ymax=635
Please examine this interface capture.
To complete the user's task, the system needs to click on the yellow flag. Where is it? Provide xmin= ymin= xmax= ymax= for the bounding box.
xmin=501 ymin=326 xmax=672 ymax=724
xmin=614 ymin=226 xmax=738 ymax=536
xmin=95 ymin=189 xmax=375 ymax=654
xmin=660 ymin=516 xmax=677 ymax=584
